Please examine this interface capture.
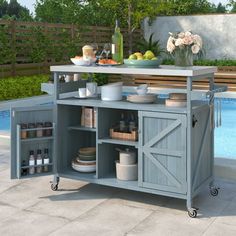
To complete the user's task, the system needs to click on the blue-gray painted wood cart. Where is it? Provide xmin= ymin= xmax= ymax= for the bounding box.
xmin=10 ymin=65 xmax=227 ymax=218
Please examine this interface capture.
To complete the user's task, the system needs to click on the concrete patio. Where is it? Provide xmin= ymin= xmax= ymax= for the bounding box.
xmin=1 ymin=142 xmax=236 ymax=236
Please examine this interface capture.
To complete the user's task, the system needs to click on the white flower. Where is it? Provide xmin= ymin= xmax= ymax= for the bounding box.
xmin=191 ymin=44 xmax=200 ymax=54
xmin=185 ymin=31 xmax=192 ymax=37
xmin=193 ymin=34 xmax=202 ymax=48
xmin=175 ymin=38 xmax=184 ymax=47
xmin=178 ymin=32 xmax=185 ymax=38
xmin=167 ymin=37 xmax=176 ymax=53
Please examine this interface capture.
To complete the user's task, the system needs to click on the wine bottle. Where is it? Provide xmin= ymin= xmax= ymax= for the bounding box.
xmin=112 ymin=20 xmax=123 ymax=64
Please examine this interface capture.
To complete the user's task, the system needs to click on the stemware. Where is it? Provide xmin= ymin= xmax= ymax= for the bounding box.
xmin=103 ymin=43 xmax=111 ymax=60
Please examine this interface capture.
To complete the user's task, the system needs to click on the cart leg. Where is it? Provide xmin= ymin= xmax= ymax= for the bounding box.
xmin=209 ymin=180 xmax=220 ymax=196
xmin=50 ymin=174 xmax=60 ymax=191
xmin=187 ymin=195 xmax=198 ymax=218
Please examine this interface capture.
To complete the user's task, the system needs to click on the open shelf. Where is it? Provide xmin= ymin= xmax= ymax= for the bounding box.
xmin=21 ymin=136 xmax=54 ymax=142
xmin=20 ymin=172 xmax=53 ymax=179
xmin=68 ymin=125 xmax=96 ymax=132
xmin=60 ymin=170 xmax=138 ymax=189
xmin=98 ymin=138 xmax=138 ymax=148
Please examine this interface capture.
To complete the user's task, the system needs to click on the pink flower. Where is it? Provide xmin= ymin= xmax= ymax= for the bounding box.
xmin=175 ymin=38 xmax=184 ymax=46
xmin=193 ymin=34 xmax=202 ymax=48
xmin=191 ymin=44 xmax=200 ymax=54
xmin=182 ymin=35 xmax=194 ymax=45
xmin=167 ymin=37 xmax=176 ymax=53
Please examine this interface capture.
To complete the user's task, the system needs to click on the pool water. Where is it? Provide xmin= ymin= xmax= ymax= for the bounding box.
xmin=0 ymin=110 xmax=10 ymax=131
xmin=0 ymin=98 xmax=236 ymax=158
xmin=215 ymin=98 xmax=236 ymax=158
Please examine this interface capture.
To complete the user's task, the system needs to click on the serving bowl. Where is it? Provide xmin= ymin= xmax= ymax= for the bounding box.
xmin=71 ymin=57 xmax=96 ymax=66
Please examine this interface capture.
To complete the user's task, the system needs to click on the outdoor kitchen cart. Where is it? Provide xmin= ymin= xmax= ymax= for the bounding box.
xmin=11 ymin=65 xmax=226 ymax=218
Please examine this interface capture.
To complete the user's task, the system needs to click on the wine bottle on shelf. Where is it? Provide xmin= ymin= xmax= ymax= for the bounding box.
xmin=21 ymin=160 xmax=28 ymax=176
xmin=43 ymin=148 xmax=50 ymax=172
xmin=112 ymin=19 xmax=123 ymax=64
xmin=36 ymin=149 xmax=42 ymax=174
xmin=29 ymin=150 xmax=35 ymax=175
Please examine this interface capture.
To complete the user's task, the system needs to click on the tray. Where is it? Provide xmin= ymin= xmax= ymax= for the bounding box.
xmin=110 ymin=128 xmax=138 ymax=141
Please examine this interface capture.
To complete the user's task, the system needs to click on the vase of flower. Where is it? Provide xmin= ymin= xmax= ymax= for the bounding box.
xmin=174 ymin=46 xmax=193 ymax=67
xmin=167 ymin=31 xmax=202 ymax=67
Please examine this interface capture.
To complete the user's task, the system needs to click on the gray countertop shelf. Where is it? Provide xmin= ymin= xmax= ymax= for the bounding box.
xmin=98 ymin=138 xmax=138 ymax=147
xmin=21 ymin=136 xmax=54 ymax=142
xmin=68 ymin=126 xmax=96 ymax=132
xmin=50 ymin=64 xmax=217 ymax=77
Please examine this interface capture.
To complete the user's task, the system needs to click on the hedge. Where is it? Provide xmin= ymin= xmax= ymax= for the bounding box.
xmin=0 ymin=75 xmax=49 ymax=101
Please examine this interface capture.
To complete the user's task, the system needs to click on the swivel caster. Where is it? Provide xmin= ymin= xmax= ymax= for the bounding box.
xmin=51 ymin=183 xmax=58 ymax=191
xmin=210 ymin=187 xmax=219 ymax=196
xmin=188 ymin=208 xmax=198 ymax=218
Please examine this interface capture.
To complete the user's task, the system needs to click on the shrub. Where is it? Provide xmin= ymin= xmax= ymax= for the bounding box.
xmin=0 ymin=75 xmax=49 ymax=101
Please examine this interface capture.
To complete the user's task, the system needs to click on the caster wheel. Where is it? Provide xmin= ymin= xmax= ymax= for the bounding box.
xmin=51 ymin=184 xmax=58 ymax=191
xmin=210 ymin=188 xmax=219 ymax=196
xmin=188 ymin=209 xmax=197 ymax=218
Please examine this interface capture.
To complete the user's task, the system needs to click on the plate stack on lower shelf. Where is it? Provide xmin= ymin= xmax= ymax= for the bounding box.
xmin=72 ymin=147 xmax=96 ymax=173
xmin=165 ymin=93 xmax=187 ymax=107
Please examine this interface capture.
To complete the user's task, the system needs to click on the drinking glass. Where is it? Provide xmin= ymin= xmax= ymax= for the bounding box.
xmin=103 ymin=43 xmax=111 ymax=60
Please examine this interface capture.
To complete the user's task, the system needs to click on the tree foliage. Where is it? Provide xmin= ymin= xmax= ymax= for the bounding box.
xmin=0 ymin=0 xmax=32 ymax=20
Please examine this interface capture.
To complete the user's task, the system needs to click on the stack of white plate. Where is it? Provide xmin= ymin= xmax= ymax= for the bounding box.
xmin=165 ymin=93 xmax=187 ymax=107
xmin=127 ymin=94 xmax=157 ymax=104
xmin=72 ymin=147 xmax=96 ymax=173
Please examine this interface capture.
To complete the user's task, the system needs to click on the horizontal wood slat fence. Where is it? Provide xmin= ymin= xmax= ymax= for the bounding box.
xmin=0 ymin=20 xmax=142 ymax=78
xmin=110 ymin=70 xmax=236 ymax=91
xmin=0 ymin=20 xmax=236 ymax=91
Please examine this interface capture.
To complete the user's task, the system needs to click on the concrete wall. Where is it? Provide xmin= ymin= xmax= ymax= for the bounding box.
xmin=143 ymin=14 xmax=236 ymax=59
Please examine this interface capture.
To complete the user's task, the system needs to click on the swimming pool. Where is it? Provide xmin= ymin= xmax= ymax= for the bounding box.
xmin=0 ymin=98 xmax=236 ymax=158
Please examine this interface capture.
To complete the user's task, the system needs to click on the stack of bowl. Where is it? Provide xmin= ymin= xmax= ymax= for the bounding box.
xmin=72 ymin=147 xmax=96 ymax=173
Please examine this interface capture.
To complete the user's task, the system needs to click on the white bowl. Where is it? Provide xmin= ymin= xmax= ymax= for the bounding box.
xmin=71 ymin=58 xmax=96 ymax=66
xmin=101 ymin=82 xmax=123 ymax=101
xmin=136 ymin=89 xmax=148 ymax=95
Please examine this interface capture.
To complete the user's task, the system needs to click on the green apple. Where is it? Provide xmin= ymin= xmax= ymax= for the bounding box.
xmin=128 ymin=54 xmax=137 ymax=60
xmin=151 ymin=57 xmax=158 ymax=60
xmin=144 ymin=50 xmax=155 ymax=60
xmin=137 ymin=55 xmax=144 ymax=60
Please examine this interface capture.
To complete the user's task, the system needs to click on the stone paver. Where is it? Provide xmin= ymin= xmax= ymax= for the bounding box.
xmin=1 ymin=145 xmax=236 ymax=236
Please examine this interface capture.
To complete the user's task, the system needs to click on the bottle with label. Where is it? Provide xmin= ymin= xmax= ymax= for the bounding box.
xmin=21 ymin=160 xmax=28 ymax=176
xmin=112 ymin=20 xmax=123 ymax=64
xmin=43 ymin=148 xmax=50 ymax=172
xmin=36 ymin=149 xmax=43 ymax=174
xmin=29 ymin=150 xmax=35 ymax=175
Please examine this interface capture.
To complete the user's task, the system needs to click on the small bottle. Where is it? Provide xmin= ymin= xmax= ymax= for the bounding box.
xmin=28 ymin=123 xmax=36 ymax=138
xmin=36 ymin=149 xmax=43 ymax=174
xmin=44 ymin=122 xmax=52 ymax=136
xmin=43 ymin=148 xmax=50 ymax=172
xmin=112 ymin=19 xmax=123 ymax=64
xmin=119 ymin=113 xmax=126 ymax=132
xmin=21 ymin=160 xmax=28 ymax=176
xmin=129 ymin=113 xmax=136 ymax=132
xmin=20 ymin=123 xmax=27 ymax=139
xmin=29 ymin=150 xmax=35 ymax=175
xmin=36 ymin=122 xmax=44 ymax=137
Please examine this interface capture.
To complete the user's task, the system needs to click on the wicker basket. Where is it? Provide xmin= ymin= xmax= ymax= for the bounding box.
xmin=109 ymin=128 xmax=138 ymax=141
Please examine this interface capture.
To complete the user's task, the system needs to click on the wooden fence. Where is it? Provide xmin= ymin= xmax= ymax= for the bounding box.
xmin=0 ymin=20 xmax=142 ymax=78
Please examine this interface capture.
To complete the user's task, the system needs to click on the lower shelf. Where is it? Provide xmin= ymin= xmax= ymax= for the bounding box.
xmin=59 ymin=170 xmax=187 ymax=200
xmin=20 ymin=171 xmax=53 ymax=179
xmin=60 ymin=170 xmax=138 ymax=189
